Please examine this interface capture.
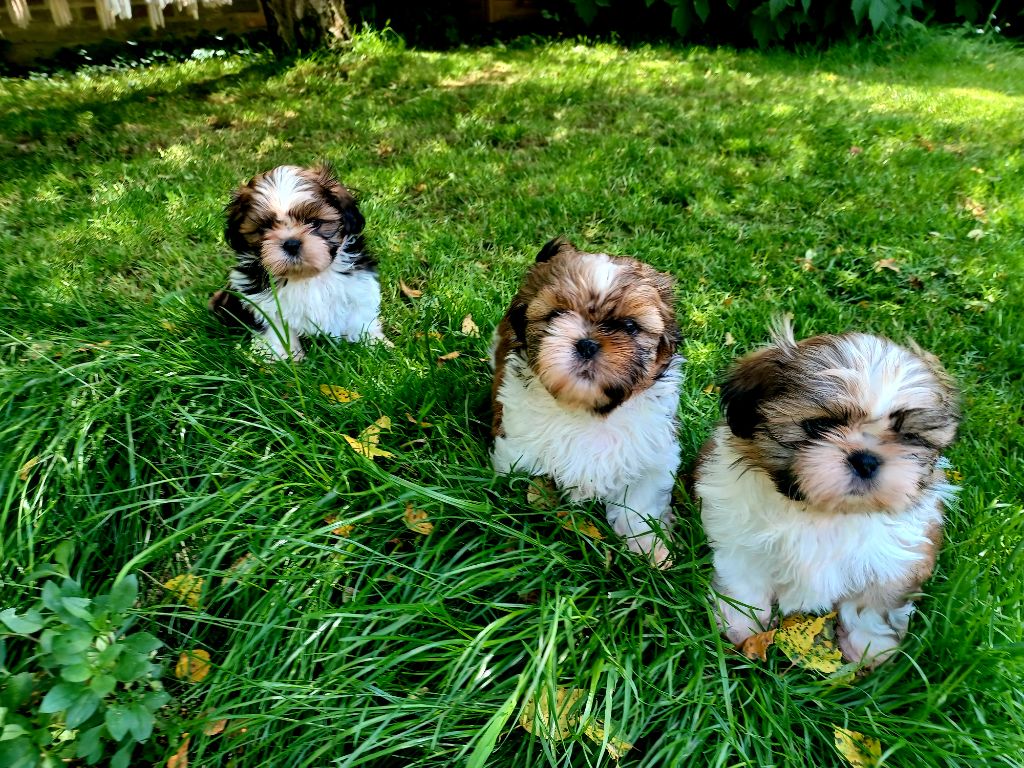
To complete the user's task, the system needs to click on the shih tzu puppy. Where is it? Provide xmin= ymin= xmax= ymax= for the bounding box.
xmin=695 ymin=319 xmax=960 ymax=666
xmin=490 ymin=238 xmax=683 ymax=567
xmin=209 ymin=164 xmax=385 ymax=360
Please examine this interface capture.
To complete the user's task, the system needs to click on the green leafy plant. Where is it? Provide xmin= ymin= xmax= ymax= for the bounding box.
xmin=0 ymin=568 xmax=169 ymax=768
xmin=563 ymin=0 xmax=929 ymax=45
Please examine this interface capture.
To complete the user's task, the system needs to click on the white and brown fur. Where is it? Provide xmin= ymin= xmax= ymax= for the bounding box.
xmin=209 ymin=164 xmax=385 ymax=360
xmin=694 ymin=319 xmax=960 ymax=666
xmin=490 ymin=238 xmax=683 ymax=567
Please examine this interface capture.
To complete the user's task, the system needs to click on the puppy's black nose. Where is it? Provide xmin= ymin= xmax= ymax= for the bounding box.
xmin=282 ymin=238 xmax=302 ymax=256
xmin=848 ymin=451 xmax=882 ymax=479
xmin=575 ymin=338 xmax=600 ymax=360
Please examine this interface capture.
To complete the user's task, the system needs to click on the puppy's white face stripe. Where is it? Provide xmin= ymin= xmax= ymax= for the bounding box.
xmin=581 ymin=253 xmax=620 ymax=297
xmin=256 ymin=166 xmax=311 ymax=216
xmin=825 ymin=335 xmax=946 ymax=420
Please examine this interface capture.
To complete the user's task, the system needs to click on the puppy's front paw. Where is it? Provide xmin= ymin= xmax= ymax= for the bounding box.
xmin=252 ymin=335 xmax=303 ymax=362
xmin=626 ymin=534 xmax=673 ymax=570
xmin=835 ymin=621 xmax=899 ymax=669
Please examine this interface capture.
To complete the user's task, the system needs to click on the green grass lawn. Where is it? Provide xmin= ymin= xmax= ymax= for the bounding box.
xmin=1 ymin=28 xmax=1022 ymax=767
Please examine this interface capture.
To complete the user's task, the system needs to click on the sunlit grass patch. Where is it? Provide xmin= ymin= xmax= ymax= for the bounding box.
xmin=0 ymin=28 xmax=1022 ymax=768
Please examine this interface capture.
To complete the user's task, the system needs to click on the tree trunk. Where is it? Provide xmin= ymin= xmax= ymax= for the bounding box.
xmin=259 ymin=0 xmax=352 ymax=54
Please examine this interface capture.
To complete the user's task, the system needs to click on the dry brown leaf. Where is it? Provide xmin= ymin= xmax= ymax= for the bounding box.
xmin=775 ymin=612 xmax=843 ymax=674
xmin=405 ymin=413 xmax=433 ymax=428
xmin=873 ymin=258 xmax=900 ymax=273
xmin=962 ymin=197 xmax=988 ymax=222
xmin=834 ymin=727 xmax=882 ymax=768
xmin=221 ymin=553 xmax=256 ymax=586
xmin=343 ymin=416 xmax=393 ymax=460
xmin=437 ymin=351 xmax=461 ymax=363
xmin=526 ymin=477 xmax=560 ymax=511
xmin=166 ymin=735 xmax=190 ymax=768
xmin=17 ymin=456 xmax=40 ymax=481
xmin=403 ymin=502 xmax=434 ymax=535
xmin=163 ymin=575 xmax=203 ymax=609
xmin=849 ymin=145 xmax=863 ymax=155
xmin=175 ymin=650 xmax=211 ymax=683
xmin=461 ymin=314 xmax=480 ymax=337
xmin=320 ymin=384 xmax=362 ymax=403
xmin=557 ymin=511 xmax=604 ymax=540
xmin=399 ymin=279 xmax=423 ymax=299
xmin=739 ymin=629 xmax=777 ymax=662
xmin=202 ymin=719 xmax=227 ymax=737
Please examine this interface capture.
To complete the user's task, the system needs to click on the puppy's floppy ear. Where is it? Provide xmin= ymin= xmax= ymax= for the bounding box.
xmin=720 ymin=345 xmax=788 ymax=439
xmin=313 ymin=162 xmax=365 ymax=235
xmin=224 ymin=184 xmax=254 ymax=254
xmin=506 ymin=301 xmax=528 ymax=346
xmin=651 ymin=268 xmax=682 ymax=378
xmin=535 ymin=237 xmax=575 ymax=263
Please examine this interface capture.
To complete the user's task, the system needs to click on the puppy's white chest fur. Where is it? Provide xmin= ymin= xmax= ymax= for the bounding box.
xmin=698 ymin=426 xmax=949 ymax=612
xmin=242 ymin=262 xmax=381 ymax=342
xmin=492 ymin=354 xmax=682 ymax=500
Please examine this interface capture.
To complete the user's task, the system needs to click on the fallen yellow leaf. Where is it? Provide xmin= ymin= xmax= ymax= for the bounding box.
xmin=583 ymin=721 xmax=633 ymax=761
xmin=166 ymin=735 xmax=190 ymax=768
xmin=343 ymin=434 xmax=393 ymax=459
xmin=17 ymin=456 xmax=40 ymax=481
xmin=873 ymin=258 xmax=900 ymax=273
xmin=526 ymin=477 xmax=560 ymax=511
xmin=175 ymin=650 xmax=211 ymax=683
xmin=324 ymin=515 xmax=355 ymax=537
xmin=775 ymin=612 xmax=843 ymax=674
xmin=522 ymin=688 xmax=630 ymax=759
xmin=724 ymin=332 xmax=735 ymax=346
xmin=739 ymin=629 xmax=777 ymax=662
xmin=343 ymin=416 xmax=393 ymax=460
xmin=403 ymin=502 xmax=434 ymax=535
xmin=414 ymin=331 xmax=444 ymax=340
xmin=399 ymin=279 xmax=423 ymax=299
xmin=702 ymin=383 xmax=715 ymax=395
xmin=834 ymin=727 xmax=882 ymax=768
xmin=320 ymin=384 xmax=362 ymax=403
xmin=461 ymin=314 xmax=480 ymax=337
xmin=163 ymin=575 xmax=204 ymax=609
xmin=558 ymin=511 xmax=604 ymax=540
xmin=160 ymin=320 xmax=178 ymax=332
xmin=520 ymin=687 xmax=583 ymax=740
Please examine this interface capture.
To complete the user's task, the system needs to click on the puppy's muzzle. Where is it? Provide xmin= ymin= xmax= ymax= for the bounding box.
xmin=282 ymin=238 xmax=302 ymax=256
xmin=847 ymin=450 xmax=882 ymax=480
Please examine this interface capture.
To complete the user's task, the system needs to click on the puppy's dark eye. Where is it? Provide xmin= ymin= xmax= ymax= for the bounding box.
xmin=802 ymin=417 xmax=844 ymax=439
xmin=602 ymin=318 xmax=641 ymax=335
xmin=309 ymin=219 xmax=323 ymax=230
xmin=544 ymin=309 xmax=566 ymax=323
